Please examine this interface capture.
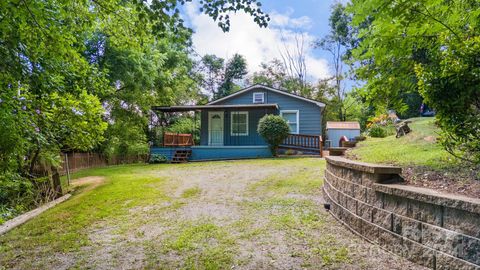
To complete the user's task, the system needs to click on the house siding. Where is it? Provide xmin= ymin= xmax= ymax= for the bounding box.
xmin=212 ymin=87 xmax=323 ymax=136
xmin=200 ymin=108 xmax=275 ymax=146
xmin=326 ymin=129 xmax=361 ymax=147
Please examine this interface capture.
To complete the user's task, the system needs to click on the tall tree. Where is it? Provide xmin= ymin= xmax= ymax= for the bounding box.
xmin=217 ymin=53 xmax=248 ymax=98
xmin=348 ymin=0 xmax=480 ymax=163
xmin=198 ymin=53 xmax=248 ymax=100
xmin=0 ymin=0 xmax=269 ymax=203
xmin=279 ymin=34 xmax=308 ymax=95
xmin=315 ymin=3 xmax=355 ymax=121
xmin=199 ymin=54 xmax=225 ymax=95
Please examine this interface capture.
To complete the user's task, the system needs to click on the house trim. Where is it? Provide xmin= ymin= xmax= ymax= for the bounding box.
xmin=280 ymin=110 xmax=300 ymax=134
xmin=230 ymin=111 xmax=249 ymax=136
xmin=208 ymin=84 xmax=325 ymax=108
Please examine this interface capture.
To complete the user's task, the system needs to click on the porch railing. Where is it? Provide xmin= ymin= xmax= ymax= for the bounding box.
xmin=282 ymin=134 xmax=323 ymax=157
xmin=163 ymin=132 xmax=194 ymax=147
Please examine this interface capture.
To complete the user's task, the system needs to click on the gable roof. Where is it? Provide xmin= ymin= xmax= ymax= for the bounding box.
xmin=326 ymin=121 xmax=361 ymax=130
xmin=207 ymin=84 xmax=326 ymax=108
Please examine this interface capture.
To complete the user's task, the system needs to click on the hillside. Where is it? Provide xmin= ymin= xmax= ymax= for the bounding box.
xmin=347 ymin=118 xmax=480 ymax=198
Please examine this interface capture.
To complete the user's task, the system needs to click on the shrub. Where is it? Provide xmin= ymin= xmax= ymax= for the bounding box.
xmin=257 ymin=115 xmax=290 ymax=156
xmin=149 ymin=154 xmax=168 ymax=164
xmin=368 ymin=125 xmax=388 ymax=138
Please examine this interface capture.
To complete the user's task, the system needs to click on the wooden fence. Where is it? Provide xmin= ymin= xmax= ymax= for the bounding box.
xmin=33 ymin=152 xmax=148 ymax=176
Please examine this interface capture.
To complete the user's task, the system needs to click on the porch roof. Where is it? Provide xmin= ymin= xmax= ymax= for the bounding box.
xmin=152 ymin=103 xmax=278 ymax=112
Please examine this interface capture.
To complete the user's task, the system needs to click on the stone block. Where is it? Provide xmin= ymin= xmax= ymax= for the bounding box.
xmin=460 ymin=235 xmax=480 ymax=266
xmin=357 ymin=200 xmax=373 ymax=222
xmin=344 ymin=194 xmax=357 ymax=214
xmin=342 ymin=179 xmax=355 ymax=197
xmin=421 ymin=223 xmax=463 ymax=257
xmin=444 ymin=207 xmax=480 ymax=239
xmin=345 ymin=168 xmax=363 ymax=185
xmin=362 ymin=220 xmax=379 ymax=244
xmin=352 ymin=183 xmax=367 ymax=202
xmin=436 ymin=252 xmax=480 ymax=270
xmin=401 ymin=237 xmax=436 ymax=269
xmin=406 ymin=199 xmax=442 ymax=226
xmin=378 ymin=227 xmax=402 ymax=253
xmin=365 ymin=188 xmax=383 ymax=208
xmin=361 ymin=172 xmax=378 ymax=187
xmin=383 ymin=194 xmax=409 ymax=217
xmin=372 ymin=207 xmax=393 ymax=231
xmin=392 ymin=214 xmax=422 ymax=243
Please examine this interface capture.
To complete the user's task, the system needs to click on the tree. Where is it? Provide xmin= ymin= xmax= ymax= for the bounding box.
xmin=198 ymin=53 xmax=249 ymax=100
xmin=348 ymin=0 xmax=480 ymax=163
xmin=257 ymin=115 xmax=290 ymax=156
xmin=315 ymin=3 xmax=355 ymax=121
xmin=248 ymin=58 xmax=316 ymax=98
xmin=199 ymin=54 xmax=225 ymax=95
xmin=279 ymin=33 xmax=308 ymax=95
xmin=0 ymin=0 xmax=270 ymax=208
xmin=217 ymin=54 xmax=248 ymax=98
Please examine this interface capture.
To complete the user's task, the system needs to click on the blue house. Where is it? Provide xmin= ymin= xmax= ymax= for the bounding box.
xmin=151 ymin=85 xmax=325 ymax=162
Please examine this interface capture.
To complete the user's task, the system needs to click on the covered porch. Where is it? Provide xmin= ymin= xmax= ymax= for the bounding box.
xmin=149 ymin=104 xmax=323 ymax=162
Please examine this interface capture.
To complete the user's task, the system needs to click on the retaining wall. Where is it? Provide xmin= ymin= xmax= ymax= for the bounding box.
xmin=322 ymin=156 xmax=480 ymax=270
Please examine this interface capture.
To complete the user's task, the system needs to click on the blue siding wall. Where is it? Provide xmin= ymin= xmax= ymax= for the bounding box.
xmin=200 ymin=108 xmax=275 ymax=146
xmin=190 ymin=146 xmax=271 ymax=160
xmin=150 ymin=147 xmax=191 ymax=160
xmin=212 ymin=87 xmax=323 ymax=135
xmin=150 ymin=146 xmax=271 ymax=161
xmin=327 ymin=129 xmax=361 ymax=147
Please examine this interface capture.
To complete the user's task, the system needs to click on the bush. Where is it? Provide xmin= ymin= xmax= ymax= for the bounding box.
xmin=149 ymin=154 xmax=168 ymax=164
xmin=257 ymin=115 xmax=290 ymax=156
xmin=368 ymin=125 xmax=388 ymax=138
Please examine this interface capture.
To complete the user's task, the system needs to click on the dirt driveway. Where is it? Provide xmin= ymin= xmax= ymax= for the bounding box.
xmin=0 ymin=158 xmax=424 ymax=269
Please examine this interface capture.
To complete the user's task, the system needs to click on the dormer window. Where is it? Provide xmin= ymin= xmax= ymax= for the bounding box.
xmin=253 ymin=92 xmax=264 ymax=104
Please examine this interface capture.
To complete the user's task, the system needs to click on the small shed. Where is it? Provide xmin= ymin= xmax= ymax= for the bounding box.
xmin=326 ymin=121 xmax=361 ymax=147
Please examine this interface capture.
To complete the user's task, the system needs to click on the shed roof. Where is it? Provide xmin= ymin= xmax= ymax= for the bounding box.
xmin=326 ymin=121 xmax=360 ymax=130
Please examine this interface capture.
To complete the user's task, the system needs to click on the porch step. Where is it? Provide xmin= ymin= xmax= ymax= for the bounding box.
xmin=171 ymin=149 xmax=192 ymax=163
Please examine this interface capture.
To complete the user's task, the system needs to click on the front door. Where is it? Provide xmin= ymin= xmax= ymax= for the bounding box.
xmin=208 ymin=111 xmax=224 ymax=145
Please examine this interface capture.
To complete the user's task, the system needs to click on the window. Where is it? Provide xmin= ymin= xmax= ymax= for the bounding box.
xmin=231 ymin=111 xmax=248 ymax=136
xmin=280 ymin=110 xmax=299 ymax=134
xmin=253 ymin=92 xmax=264 ymax=104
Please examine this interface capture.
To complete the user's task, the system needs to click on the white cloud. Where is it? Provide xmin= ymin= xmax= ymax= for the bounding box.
xmin=185 ymin=4 xmax=330 ymax=82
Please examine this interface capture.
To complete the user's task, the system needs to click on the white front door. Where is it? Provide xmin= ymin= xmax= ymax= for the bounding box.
xmin=208 ymin=111 xmax=224 ymax=145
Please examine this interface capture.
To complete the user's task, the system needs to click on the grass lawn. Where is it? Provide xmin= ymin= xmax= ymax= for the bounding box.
xmin=349 ymin=117 xmax=455 ymax=169
xmin=348 ymin=117 xmax=480 ymax=197
xmin=0 ymin=158 xmax=421 ymax=270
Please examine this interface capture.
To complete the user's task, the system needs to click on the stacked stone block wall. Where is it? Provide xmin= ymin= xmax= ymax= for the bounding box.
xmin=323 ymin=156 xmax=480 ymax=270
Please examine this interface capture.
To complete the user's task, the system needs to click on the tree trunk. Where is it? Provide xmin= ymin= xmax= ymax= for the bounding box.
xmin=51 ymin=166 xmax=63 ymax=198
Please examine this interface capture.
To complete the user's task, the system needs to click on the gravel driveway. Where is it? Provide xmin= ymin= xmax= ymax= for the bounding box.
xmin=0 ymin=158 xmax=425 ymax=270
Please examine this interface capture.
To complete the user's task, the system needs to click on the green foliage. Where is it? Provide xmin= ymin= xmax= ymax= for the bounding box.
xmin=257 ymin=115 xmax=290 ymax=156
xmin=348 ymin=0 xmax=480 ymax=163
xmin=199 ymin=53 xmax=249 ymax=100
xmin=167 ymin=116 xmax=201 ymax=145
xmin=368 ymin=125 xmax=388 ymax=138
xmin=0 ymin=0 xmax=270 ymax=221
xmin=149 ymin=154 xmax=168 ymax=164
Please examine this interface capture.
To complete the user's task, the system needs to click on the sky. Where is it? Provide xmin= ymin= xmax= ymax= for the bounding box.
xmin=181 ymin=0 xmax=344 ymax=83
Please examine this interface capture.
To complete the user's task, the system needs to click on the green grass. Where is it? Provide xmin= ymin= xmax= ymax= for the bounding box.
xmin=0 ymin=157 xmax=377 ymax=269
xmin=350 ymin=117 xmax=455 ymax=169
xmin=181 ymin=187 xmax=202 ymax=198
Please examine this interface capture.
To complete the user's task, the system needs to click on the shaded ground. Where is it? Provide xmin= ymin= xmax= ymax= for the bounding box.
xmin=0 ymin=158 xmax=424 ymax=269
xmin=348 ymin=117 xmax=480 ymax=198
